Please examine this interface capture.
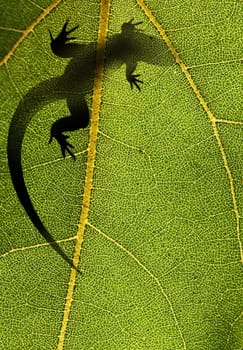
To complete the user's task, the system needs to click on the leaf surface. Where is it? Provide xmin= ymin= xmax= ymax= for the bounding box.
xmin=0 ymin=0 xmax=242 ymax=349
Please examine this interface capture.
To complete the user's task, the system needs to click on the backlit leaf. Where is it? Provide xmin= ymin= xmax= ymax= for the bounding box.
xmin=1 ymin=0 xmax=242 ymax=349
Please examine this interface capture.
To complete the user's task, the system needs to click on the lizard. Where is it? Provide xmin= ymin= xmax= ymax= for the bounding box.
xmin=7 ymin=19 xmax=165 ymax=271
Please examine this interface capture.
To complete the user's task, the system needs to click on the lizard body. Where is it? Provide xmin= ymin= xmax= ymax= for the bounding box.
xmin=7 ymin=19 xmax=165 ymax=270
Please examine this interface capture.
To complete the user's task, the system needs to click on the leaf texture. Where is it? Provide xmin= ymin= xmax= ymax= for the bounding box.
xmin=0 ymin=0 xmax=242 ymax=349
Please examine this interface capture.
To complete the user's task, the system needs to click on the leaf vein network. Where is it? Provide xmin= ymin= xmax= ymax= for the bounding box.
xmin=136 ymin=0 xmax=243 ymax=265
xmin=87 ymin=221 xmax=187 ymax=349
xmin=0 ymin=0 xmax=62 ymax=66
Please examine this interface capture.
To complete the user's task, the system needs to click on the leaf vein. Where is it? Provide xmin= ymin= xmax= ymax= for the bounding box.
xmin=0 ymin=0 xmax=62 ymax=66
xmin=57 ymin=1 xmax=111 ymax=349
xmin=88 ymin=221 xmax=187 ymax=350
xmin=136 ymin=0 xmax=243 ymax=267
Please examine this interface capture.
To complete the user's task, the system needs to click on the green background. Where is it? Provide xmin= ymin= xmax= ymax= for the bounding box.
xmin=0 ymin=0 xmax=242 ymax=349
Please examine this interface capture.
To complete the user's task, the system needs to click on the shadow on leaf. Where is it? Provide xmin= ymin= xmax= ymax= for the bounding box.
xmin=7 ymin=19 xmax=170 ymax=271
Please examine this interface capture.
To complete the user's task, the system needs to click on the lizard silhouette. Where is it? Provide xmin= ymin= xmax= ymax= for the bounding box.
xmin=7 ymin=19 xmax=167 ymax=271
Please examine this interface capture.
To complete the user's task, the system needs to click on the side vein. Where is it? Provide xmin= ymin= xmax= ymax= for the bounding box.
xmin=136 ymin=0 xmax=243 ymax=264
xmin=57 ymin=1 xmax=111 ymax=349
xmin=1 ymin=236 xmax=76 ymax=258
xmin=0 ymin=0 xmax=62 ymax=66
xmin=87 ymin=221 xmax=187 ymax=350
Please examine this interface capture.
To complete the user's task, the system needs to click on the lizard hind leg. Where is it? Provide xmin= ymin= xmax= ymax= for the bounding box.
xmin=49 ymin=97 xmax=89 ymax=159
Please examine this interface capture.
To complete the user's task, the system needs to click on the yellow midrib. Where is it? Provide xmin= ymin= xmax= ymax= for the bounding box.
xmin=2 ymin=0 xmax=242 ymax=347
xmin=57 ymin=1 xmax=111 ymax=349
xmin=136 ymin=0 xmax=243 ymax=264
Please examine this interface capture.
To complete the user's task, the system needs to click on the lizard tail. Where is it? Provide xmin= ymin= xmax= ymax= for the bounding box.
xmin=7 ymin=81 xmax=80 ymax=273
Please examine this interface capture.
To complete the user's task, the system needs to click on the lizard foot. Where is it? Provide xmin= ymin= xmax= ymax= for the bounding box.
xmin=127 ymin=74 xmax=143 ymax=91
xmin=49 ymin=133 xmax=76 ymax=160
xmin=49 ymin=20 xmax=79 ymax=52
xmin=121 ymin=18 xmax=143 ymax=34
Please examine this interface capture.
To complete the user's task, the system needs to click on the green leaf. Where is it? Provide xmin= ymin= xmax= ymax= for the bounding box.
xmin=1 ymin=0 xmax=242 ymax=349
